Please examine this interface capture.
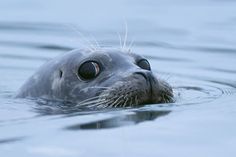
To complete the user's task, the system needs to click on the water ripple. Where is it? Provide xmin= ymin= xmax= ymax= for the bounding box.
xmin=64 ymin=110 xmax=171 ymax=130
xmin=0 ymin=40 xmax=72 ymax=51
xmin=0 ymin=136 xmax=25 ymax=145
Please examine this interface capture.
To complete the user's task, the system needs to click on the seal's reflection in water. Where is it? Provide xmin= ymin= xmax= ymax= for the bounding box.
xmin=65 ymin=110 xmax=171 ymax=130
xmin=34 ymin=100 xmax=171 ymax=129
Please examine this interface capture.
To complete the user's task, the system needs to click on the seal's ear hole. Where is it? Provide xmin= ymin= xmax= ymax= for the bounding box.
xmin=137 ymin=59 xmax=151 ymax=71
xmin=78 ymin=61 xmax=100 ymax=80
xmin=59 ymin=70 xmax=63 ymax=78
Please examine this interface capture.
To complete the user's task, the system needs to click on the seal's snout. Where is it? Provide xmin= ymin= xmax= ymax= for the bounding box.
xmin=132 ymin=70 xmax=173 ymax=104
xmin=133 ymin=71 xmax=156 ymax=85
xmin=133 ymin=71 xmax=149 ymax=81
xmin=135 ymin=70 xmax=173 ymax=103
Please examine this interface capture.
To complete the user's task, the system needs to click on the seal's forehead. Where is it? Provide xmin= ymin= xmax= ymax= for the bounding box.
xmin=64 ymin=48 xmax=146 ymax=67
xmin=87 ymin=49 xmax=144 ymax=63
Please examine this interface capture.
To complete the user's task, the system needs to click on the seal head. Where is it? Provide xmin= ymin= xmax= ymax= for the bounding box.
xmin=16 ymin=48 xmax=173 ymax=108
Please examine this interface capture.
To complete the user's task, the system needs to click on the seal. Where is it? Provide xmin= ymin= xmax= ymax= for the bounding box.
xmin=16 ymin=48 xmax=173 ymax=108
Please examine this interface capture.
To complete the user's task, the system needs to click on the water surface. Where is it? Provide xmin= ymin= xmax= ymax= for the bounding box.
xmin=0 ymin=0 xmax=236 ymax=157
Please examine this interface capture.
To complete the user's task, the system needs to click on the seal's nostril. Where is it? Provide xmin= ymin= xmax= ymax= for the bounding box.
xmin=134 ymin=72 xmax=148 ymax=81
xmin=59 ymin=70 xmax=63 ymax=78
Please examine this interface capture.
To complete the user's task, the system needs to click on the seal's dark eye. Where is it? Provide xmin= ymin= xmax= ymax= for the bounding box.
xmin=78 ymin=61 xmax=100 ymax=80
xmin=137 ymin=59 xmax=151 ymax=70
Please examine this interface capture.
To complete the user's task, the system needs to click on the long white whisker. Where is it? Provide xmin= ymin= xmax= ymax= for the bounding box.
xmin=97 ymin=99 xmax=114 ymax=108
xmin=123 ymin=98 xmax=129 ymax=107
xmin=90 ymin=34 xmax=101 ymax=50
xmin=87 ymin=99 xmax=113 ymax=108
xmin=127 ymin=38 xmax=134 ymax=52
xmin=112 ymin=96 xmax=123 ymax=108
xmin=76 ymin=94 xmax=108 ymax=106
xmin=65 ymin=24 xmax=96 ymax=51
xmin=117 ymin=32 xmax=123 ymax=50
xmin=123 ymin=21 xmax=128 ymax=51
xmin=78 ymin=99 xmax=108 ymax=107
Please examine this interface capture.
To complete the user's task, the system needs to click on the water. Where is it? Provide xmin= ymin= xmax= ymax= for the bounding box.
xmin=1 ymin=0 xmax=236 ymax=156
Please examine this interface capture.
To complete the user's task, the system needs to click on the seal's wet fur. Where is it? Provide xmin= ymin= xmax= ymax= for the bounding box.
xmin=16 ymin=48 xmax=173 ymax=108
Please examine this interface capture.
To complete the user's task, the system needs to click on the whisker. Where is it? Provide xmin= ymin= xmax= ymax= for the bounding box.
xmin=123 ymin=21 xmax=128 ymax=51
xmin=135 ymin=95 xmax=138 ymax=106
xmin=127 ymin=38 xmax=134 ymax=52
xmin=112 ymin=96 xmax=124 ymax=107
xmin=89 ymin=99 xmax=114 ymax=108
xmin=65 ymin=24 xmax=97 ymax=51
xmin=98 ymin=99 xmax=114 ymax=108
xmin=130 ymin=97 xmax=133 ymax=107
xmin=117 ymin=32 xmax=123 ymax=51
xmin=123 ymin=98 xmax=129 ymax=107
xmin=77 ymin=96 xmax=102 ymax=104
xmin=78 ymin=99 xmax=109 ymax=107
xmin=76 ymin=94 xmax=108 ymax=106
xmin=89 ymin=34 xmax=101 ymax=50
xmin=114 ymin=100 xmax=123 ymax=108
